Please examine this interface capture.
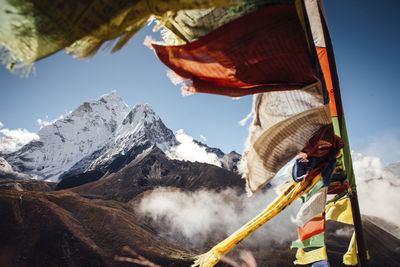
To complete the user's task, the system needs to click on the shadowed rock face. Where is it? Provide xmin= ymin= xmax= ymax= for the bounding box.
xmin=71 ymin=147 xmax=246 ymax=202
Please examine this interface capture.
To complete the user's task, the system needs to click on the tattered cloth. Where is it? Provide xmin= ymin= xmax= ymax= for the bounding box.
xmin=296 ymin=214 xmax=325 ymax=242
xmin=150 ymin=4 xmax=319 ymax=97
xmin=294 ymin=246 xmax=328 ymax=265
xmin=294 ymin=187 xmax=327 ymax=227
xmin=239 ymin=82 xmax=331 ymax=193
xmin=0 ymin=0 xmax=234 ymax=69
xmin=156 ymin=0 xmax=276 ymax=45
xmin=292 ymin=124 xmax=344 ymax=185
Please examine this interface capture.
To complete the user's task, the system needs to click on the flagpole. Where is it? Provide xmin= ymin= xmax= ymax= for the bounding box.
xmin=317 ymin=1 xmax=369 ymax=265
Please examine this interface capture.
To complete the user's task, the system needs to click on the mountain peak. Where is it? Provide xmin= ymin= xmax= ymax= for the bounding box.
xmin=122 ymin=103 xmax=159 ymax=126
xmin=98 ymin=90 xmax=124 ymax=105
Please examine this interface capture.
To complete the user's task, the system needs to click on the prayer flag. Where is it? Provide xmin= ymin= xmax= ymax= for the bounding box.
xmin=294 ymin=247 xmax=328 ymax=265
xmin=291 ymin=232 xmax=325 ymax=249
xmin=297 ymin=214 xmax=325 ymax=241
xmin=301 ymin=180 xmax=324 ymax=203
xmin=343 ymin=232 xmax=358 ymax=266
xmin=294 ymin=187 xmax=327 ymax=227
xmin=150 ymin=4 xmax=319 ymax=97
xmin=156 ymin=0 xmax=266 ymax=45
xmin=0 ymin=0 xmax=233 ymax=73
xmin=325 ymin=197 xmax=353 ymax=225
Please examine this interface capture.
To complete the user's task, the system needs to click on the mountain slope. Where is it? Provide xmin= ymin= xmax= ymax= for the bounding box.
xmin=1 ymin=178 xmax=399 ymax=267
xmin=0 ymin=189 xmax=194 ymax=267
xmin=69 ymin=146 xmax=246 ymax=201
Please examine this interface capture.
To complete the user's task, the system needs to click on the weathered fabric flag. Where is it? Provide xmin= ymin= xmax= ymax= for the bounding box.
xmin=297 ymin=214 xmax=325 ymax=241
xmin=343 ymin=232 xmax=358 ymax=266
xmin=150 ymin=3 xmax=319 ymax=97
xmin=294 ymin=187 xmax=327 ymax=227
xmin=291 ymin=232 xmax=325 ymax=249
xmin=301 ymin=180 xmax=324 ymax=203
xmin=155 ymin=1 xmax=259 ymax=45
xmin=294 ymin=246 xmax=328 ymax=265
xmin=0 ymin=0 xmax=235 ymax=73
xmin=155 ymin=0 xmax=281 ymax=45
xmin=325 ymin=197 xmax=353 ymax=225
xmin=239 ymin=85 xmax=330 ymax=193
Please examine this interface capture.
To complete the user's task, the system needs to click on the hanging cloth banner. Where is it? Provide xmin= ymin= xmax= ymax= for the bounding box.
xmin=156 ymin=0 xmax=268 ymax=45
xmin=149 ymin=4 xmax=318 ymax=97
xmin=327 ymin=182 xmax=348 ymax=195
xmin=239 ymin=84 xmax=331 ymax=193
xmin=0 ymin=0 xmax=234 ymax=73
xmin=301 ymin=180 xmax=324 ymax=203
xmin=291 ymin=232 xmax=325 ymax=249
xmin=343 ymin=231 xmax=358 ymax=266
xmin=294 ymin=187 xmax=327 ymax=227
xmin=294 ymin=246 xmax=328 ymax=265
xmin=297 ymin=214 xmax=325 ymax=241
xmin=325 ymin=197 xmax=354 ymax=225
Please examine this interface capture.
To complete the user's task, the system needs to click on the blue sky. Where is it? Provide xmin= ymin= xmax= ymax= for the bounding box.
xmin=1 ymin=0 xmax=399 ymax=164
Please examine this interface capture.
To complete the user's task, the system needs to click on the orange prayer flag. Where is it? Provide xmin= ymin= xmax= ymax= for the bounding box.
xmin=298 ymin=214 xmax=326 ymax=241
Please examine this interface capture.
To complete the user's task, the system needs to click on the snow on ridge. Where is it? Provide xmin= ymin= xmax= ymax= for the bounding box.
xmin=5 ymin=91 xmax=131 ymax=181
xmin=62 ymin=101 xmax=179 ymax=176
xmin=122 ymin=103 xmax=159 ymax=126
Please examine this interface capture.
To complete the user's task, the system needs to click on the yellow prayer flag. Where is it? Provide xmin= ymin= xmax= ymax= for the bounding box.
xmin=343 ymin=231 xmax=358 ymax=266
xmin=325 ymin=197 xmax=354 ymax=225
xmin=294 ymin=246 xmax=328 ymax=265
xmin=343 ymin=231 xmax=370 ymax=266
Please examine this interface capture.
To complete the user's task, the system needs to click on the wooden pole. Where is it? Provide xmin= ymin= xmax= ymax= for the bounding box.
xmin=317 ymin=1 xmax=369 ymax=265
xmin=349 ymin=191 xmax=369 ymax=266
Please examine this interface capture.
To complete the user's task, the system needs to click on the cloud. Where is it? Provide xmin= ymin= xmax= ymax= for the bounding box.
xmin=137 ymin=151 xmax=400 ymax=247
xmin=200 ymin=134 xmax=207 ymax=142
xmin=0 ymin=127 xmax=39 ymax=153
xmin=37 ymin=113 xmax=69 ymax=129
xmin=166 ymin=129 xmax=222 ymax=167
xmin=137 ymin=173 xmax=300 ymax=247
xmin=352 ymin=151 xmax=400 ymax=228
xmin=0 ymin=121 xmax=3 ymax=128
xmin=37 ymin=118 xmax=53 ymax=128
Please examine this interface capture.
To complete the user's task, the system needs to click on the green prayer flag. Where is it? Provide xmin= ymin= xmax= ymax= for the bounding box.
xmin=291 ymin=232 xmax=325 ymax=249
xmin=301 ymin=180 xmax=324 ymax=203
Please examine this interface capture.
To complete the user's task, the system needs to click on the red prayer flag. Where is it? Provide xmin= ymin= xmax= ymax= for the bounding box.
xmin=298 ymin=214 xmax=326 ymax=241
xmin=150 ymin=4 xmax=318 ymax=97
xmin=327 ymin=183 xmax=348 ymax=195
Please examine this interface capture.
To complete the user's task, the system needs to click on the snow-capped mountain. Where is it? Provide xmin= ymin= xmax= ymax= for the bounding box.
xmin=4 ymin=91 xmax=239 ymax=182
xmin=4 ymin=91 xmax=130 ymax=181
xmin=63 ymin=103 xmax=178 ymax=177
